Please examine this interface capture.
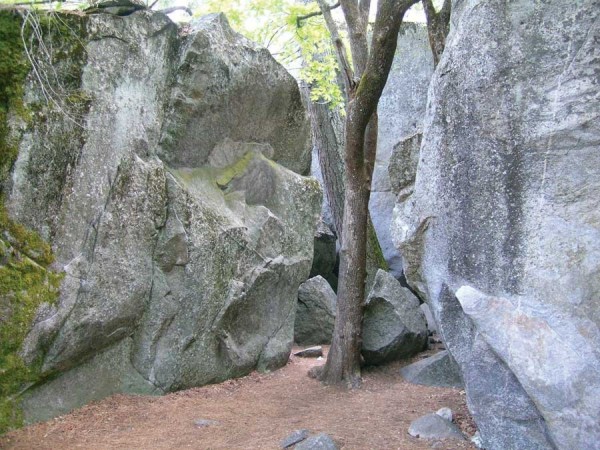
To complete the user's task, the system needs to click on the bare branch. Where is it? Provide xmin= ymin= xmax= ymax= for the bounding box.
xmin=340 ymin=0 xmax=369 ymax=77
xmin=296 ymin=1 xmax=340 ymax=28
xmin=421 ymin=0 xmax=451 ymax=67
xmin=348 ymin=0 xmax=420 ymax=143
xmin=265 ymin=24 xmax=286 ymax=49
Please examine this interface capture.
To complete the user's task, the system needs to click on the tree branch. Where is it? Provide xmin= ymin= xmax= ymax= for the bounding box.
xmin=348 ymin=0 xmax=419 ymax=147
xmin=421 ymin=0 xmax=451 ymax=67
xmin=316 ymin=0 xmax=353 ymax=98
xmin=296 ymin=1 xmax=340 ymax=28
xmin=340 ymin=0 xmax=369 ymax=77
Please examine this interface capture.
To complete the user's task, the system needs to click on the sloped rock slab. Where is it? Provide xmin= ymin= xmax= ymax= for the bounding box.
xmin=400 ymin=350 xmax=463 ymax=389
xmin=408 ymin=413 xmax=464 ymax=440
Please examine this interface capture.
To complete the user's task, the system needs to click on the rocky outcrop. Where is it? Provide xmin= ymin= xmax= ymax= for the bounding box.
xmin=361 ymin=270 xmax=427 ymax=365
xmin=3 ymin=11 xmax=319 ymax=423
xmin=370 ymin=23 xmax=433 ymax=277
xmin=294 ymin=276 xmax=336 ymax=345
xmin=392 ymin=1 xmax=600 ymax=449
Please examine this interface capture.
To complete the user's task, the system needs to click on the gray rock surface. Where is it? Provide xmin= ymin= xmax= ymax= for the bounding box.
xmin=399 ymin=350 xmax=462 ymax=389
xmin=159 ymin=14 xmax=311 ymax=175
xmin=435 ymin=407 xmax=453 ymax=423
xmin=408 ymin=413 xmax=464 ymax=440
xmin=392 ymin=1 xmax=600 ymax=449
xmin=293 ymin=346 xmax=323 ymax=358
xmin=6 ymin=11 xmax=319 ymax=423
xmin=295 ymin=276 xmax=336 ymax=345
xmin=419 ymin=303 xmax=437 ymax=334
xmin=309 ymin=221 xmax=337 ymax=291
xmin=370 ymin=23 xmax=433 ymax=277
xmin=361 ymin=270 xmax=427 ymax=365
xmin=294 ymin=433 xmax=339 ymax=450
xmin=281 ymin=429 xmax=310 ymax=448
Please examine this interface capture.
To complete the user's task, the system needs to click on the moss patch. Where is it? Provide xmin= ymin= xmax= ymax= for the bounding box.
xmin=0 ymin=11 xmax=30 ymax=185
xmin=0 ymin=199 xmax=62 ymax=434
xmin=367 ymin=219 xmax=388 ymax=271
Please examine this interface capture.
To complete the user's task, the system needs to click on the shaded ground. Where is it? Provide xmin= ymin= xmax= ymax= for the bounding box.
xmin=1 ymin=347 xmax=476 ymax=449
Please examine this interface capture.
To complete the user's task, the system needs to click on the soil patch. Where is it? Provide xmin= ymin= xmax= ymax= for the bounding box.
xmin=1 ymin=347 xmax=476 ymax=449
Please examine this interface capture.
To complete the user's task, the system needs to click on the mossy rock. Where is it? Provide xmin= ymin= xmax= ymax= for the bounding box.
xmin=0 ymin=200 xmax=62 ymax=433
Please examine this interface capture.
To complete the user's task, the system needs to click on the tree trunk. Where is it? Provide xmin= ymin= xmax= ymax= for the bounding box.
xmin=322 ymin=170 xmax=371 ymax=387
xmin=304 ymin=90 xmax=346 ymax=240
xmin=318 ymin=0 xmax=419 ymax=387
xmin=421 ymin=0 xmax=451 ymax=67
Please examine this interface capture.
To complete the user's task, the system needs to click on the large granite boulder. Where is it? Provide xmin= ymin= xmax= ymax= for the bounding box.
xmin=392 ymin=1 xmax=600 ymax=449
xmin=3 ymin=11 xmax=319 ymax=423
xmin=370 ymin=23 xmax=433 ymax=277
xmin=294 ymin=276 xmax=336 ymax=345
xmin=361 ymin=270 xmax=427 ymax=365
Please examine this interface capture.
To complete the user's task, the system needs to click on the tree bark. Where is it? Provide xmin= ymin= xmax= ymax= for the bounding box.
xmin=421 ymin=0 xmax=451 ymax=67
xmin=304 ymin=86 xmax=346 ymax=240
xmin=318 ymin=0 xmax=419 ymax=387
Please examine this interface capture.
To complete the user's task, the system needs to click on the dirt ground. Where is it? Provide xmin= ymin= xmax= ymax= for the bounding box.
xmin=1 ymin=347 xmax=477 ymax=450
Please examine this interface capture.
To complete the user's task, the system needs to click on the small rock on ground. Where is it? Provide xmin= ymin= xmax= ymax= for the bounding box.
xmin=294 ymin=433 xmax=339 ymax=449
xmin=194 ymin=419 xmax=218 ymax=428
xmin=436 ymin=407 xmax=452 ymax=422
xmin=281 ymin=429 xmax=310 ymax=448
xmin=408 ymin=413 xmax=464 ymax=440
xmin=294 ymin=346 xmax=323 ymax=358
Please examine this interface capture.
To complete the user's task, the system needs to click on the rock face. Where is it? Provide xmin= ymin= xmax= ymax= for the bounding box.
xmin=4 ymin=11 xmax=319 ymax=423
xmin=294 ymin=276 xmax=336 ymax=345
xmin=392 ymin=1 xmax=600 ymax=449
xmin=408 ymin=412 xmax=464 ymax=441
xmin=399 ymin=350 xmax=462 ymax=389
xmin=309 ymin=221 xmax=337 ymax=291
xmin=361 ymin=270 xmax=427 ymax=365
xmin=370 ymin=23 xmax=433 ymax=277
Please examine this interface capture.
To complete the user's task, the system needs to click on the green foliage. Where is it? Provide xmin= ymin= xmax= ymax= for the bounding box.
xmin=0 ymin=200 xmax=62 ymax=434
xmin=192 ymin=0 xmax=344 ymax=109
xmin=0 ymin=13 xmax=65 ymax=432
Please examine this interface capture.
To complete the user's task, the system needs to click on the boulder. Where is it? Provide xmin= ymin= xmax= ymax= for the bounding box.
xmin=400 ymin=350 xmax=463 ymax=389
xmin=295 ymin=277 xmax=336 ymax=345
xmin=294 ymin=433 xmax=339 ymax=450
xmin=280 ymin=429 xmax=310 ymax=448
xmin=408 ymin=413 xmax=464 ymax=440
xmin=159 ymin=14 xmax=311 ymax=175
xmin=392 ymin=1 xmax=600 ymax=449
xmin=4 ymin=11 xmax=320 ymax=423
xmin=293 ymin=346 xmax=323 ymax=358
xmin=361 ymin=270 xmax=427 ymax=365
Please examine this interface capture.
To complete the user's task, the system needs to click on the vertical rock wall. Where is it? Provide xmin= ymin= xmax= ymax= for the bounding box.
xmin=393 ymin=1 xmax=600 ymax=449
xmin=371 ymin=23 xmax=433 ymax=277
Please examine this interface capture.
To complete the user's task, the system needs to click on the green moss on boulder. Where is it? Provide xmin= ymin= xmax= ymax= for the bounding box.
xmin=0 ymin=200 xmax=62 ymax=433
